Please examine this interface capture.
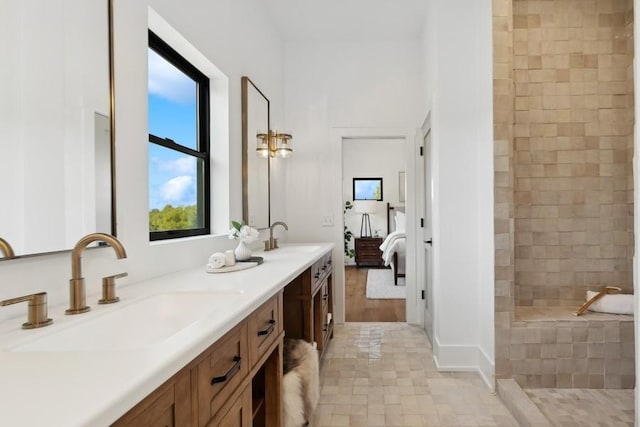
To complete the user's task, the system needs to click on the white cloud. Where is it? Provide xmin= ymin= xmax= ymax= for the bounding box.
xmin=148 ymin=49 xmax=195 ymax=104
xmin=160 ymin=175 xmax=194 ymax=203
xmin=151 ymin=156 xmax=195 ymax=175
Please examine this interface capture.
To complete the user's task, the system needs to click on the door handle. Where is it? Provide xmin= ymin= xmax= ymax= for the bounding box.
xmin=425 ymin=239 xmax=432 ymax=245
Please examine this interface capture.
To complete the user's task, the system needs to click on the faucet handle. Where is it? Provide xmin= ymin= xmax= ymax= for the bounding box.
xmin=0 ymin=292 xmax=53 ymax=329
xmin=98 ymin=272 xmax=127 ymax=305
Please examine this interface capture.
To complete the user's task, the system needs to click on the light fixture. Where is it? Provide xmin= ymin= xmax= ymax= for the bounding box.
xmin=256 ymin=130 xmax=293 ymax=158
xmin=354 ymin=200 xmax=379 ymax=238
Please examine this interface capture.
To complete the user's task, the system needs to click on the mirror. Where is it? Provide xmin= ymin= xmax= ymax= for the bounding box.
xmin=0 ymin=0 xmax=115 ymax=258
xmin=241 ymin=77 xmax=270 ymax=229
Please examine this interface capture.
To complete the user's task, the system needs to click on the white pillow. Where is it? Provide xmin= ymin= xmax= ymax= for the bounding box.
xmin=395 ymin=211 xmax=406 ymax=232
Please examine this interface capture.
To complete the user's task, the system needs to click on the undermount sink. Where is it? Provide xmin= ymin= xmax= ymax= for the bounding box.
xmin=276 ymin=245 xmax=321 ymax=253
xmin=11 ymin=292 xmax=243 ymax=352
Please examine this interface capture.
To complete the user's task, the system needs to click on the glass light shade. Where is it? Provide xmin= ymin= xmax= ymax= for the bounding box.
xmin=275 ymin=132 xmax=292 ymax=158
xmin=256 ymin=133 xmax=269 ymax=158
xmin=354 ymin=200 xmax=379 ymax=213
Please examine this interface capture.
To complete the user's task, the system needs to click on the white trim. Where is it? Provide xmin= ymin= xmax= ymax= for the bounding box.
xmin=148 ymin=7 xmax=230 ymax=235
xmin=433 ymin=336 xmax=494 ymax=390
xmin=477 ymin=345 xmax=495 ymax=391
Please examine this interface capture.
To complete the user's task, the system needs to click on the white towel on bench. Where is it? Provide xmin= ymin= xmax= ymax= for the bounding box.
xmin=586 ymin=291 xmax=634 ymax=315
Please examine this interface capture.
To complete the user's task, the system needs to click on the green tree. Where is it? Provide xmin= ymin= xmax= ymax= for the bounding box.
xmin=374 ymin=184 xmax=382 ymax=200
xmin=149 ymin=204 xmax=198 ymax=231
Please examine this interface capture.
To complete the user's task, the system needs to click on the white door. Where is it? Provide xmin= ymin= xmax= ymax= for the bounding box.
xmin=422 ymin=130 xmax=434 ymax=343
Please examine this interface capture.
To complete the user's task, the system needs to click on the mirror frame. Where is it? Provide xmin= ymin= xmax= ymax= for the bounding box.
xmin=108 ymin=0 xmax=117 ymax=240
xmin=1 ymin=0 xmax=116 ymax=260
xmin=241 ymin=76 xmax=270 ymax=229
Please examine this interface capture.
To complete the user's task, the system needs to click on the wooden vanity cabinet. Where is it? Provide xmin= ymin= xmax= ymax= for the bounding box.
xmin=283 ymin=250 xmax=334 ymax=357
xmin=112 ymin=292 xmax=283 ymax=427
xmin=196 ymin=321 xmax=249 ymax=426
xmin=112 ymin=369 xmax=192 ymax=427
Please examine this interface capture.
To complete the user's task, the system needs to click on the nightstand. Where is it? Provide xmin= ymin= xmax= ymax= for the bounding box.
xmin=354 ymin=237 xmax=384 ymax=267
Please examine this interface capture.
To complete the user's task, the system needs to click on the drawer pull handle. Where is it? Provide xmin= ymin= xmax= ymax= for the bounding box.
xmin=322 ymin=294 xmax=328 ymax=301
xmin=323 ymin=324 xmax=328 ymax=332
xmin=321 ymin=265 xmax=327 ymax=271
xmin=313 ymin=273 xmax=320 ymax=279
xmin=257 ymin=319 xmax=276 ymax=336
xmin=327 ymin=259 xmax=332 ymax=265
xmin=211 ymin=356 xmax=241 ymax=385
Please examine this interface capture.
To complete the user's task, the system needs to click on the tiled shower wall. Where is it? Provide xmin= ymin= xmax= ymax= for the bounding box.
xmin=493 ymin=0 xmax=635 ymax=386
xmin=493 ymin=0 xmax=516 ymax=380
xmin=512 ymin=0 xmax=634 ymax=307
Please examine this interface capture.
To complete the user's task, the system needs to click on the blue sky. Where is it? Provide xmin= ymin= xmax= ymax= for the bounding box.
xmin=354 ymin=179 xmax=382 ymax=200
xmin=148 ymin=48 xmax=198 ymax=210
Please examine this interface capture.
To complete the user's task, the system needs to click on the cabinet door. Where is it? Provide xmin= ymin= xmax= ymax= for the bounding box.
xmin=208 ymin=384 xmax=252 ymax=427
xmin=112 ymin=373 xmax=191 ymax=427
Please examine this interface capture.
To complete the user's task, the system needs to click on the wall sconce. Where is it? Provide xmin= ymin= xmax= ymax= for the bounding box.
xmin=256 ymin=130 xmax=293 ymax=159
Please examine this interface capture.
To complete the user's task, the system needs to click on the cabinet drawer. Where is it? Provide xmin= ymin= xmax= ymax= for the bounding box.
xmin=355 ymin=238 xmax=383 ymax=266
xmin=320 ymin=281 xmax=329 ymax=309
xmin=248 ymin=293 xmax=282 ymax=366
xmin=197 ymin=322 xmax=249 ymax=426
xmin=311 ymin=253 xmax=333 ymax=291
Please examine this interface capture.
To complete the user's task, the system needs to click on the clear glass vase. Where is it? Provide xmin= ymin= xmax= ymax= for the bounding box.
xmin=234 ymin=240 xmax=252 ymax=261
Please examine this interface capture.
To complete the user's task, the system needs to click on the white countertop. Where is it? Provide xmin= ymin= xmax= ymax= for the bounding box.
xmin=0 ymin=243 xmax=333 ymax=427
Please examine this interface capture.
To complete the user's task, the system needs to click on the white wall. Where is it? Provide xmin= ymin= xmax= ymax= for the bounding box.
xmin=0 ymin=0 xmax=284 ymax=322
xmin=283 ymin=41 xmax=422 ymax=323
xmin=422 ymin=0 xmax=495 ymax=387
xmin=343 ymin=138 xmax=406 ymax=263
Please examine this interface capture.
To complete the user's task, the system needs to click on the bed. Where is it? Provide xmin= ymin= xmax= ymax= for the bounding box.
xmin=379 ymin=203 xmax=406 ymax=285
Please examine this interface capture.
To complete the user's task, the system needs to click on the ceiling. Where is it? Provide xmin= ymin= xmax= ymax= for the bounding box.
xmin=262 ymin=0 xmax=428 ymax=42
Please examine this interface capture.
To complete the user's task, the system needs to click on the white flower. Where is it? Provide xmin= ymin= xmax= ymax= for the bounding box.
xmin=228 ymin=221 xmax=259 ymax=243
xmin=238 ymin=225 xmax=259 ymax=243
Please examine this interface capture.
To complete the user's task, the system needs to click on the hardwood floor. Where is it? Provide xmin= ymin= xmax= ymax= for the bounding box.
xmin=344 ymin=266 xmax=406 ymax=322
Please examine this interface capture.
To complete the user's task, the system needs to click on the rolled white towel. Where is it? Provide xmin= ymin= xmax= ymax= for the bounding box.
xmin=586 ymin=290 xmax=633 ymax=315
xmin=207 ymin=252 xmax=226 ymax=269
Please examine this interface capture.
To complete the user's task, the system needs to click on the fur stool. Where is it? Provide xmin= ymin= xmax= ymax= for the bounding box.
xmin=283 ymin=339 xmax=319 ymax=427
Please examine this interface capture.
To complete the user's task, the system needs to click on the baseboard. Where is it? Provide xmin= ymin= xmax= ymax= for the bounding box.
xmin=477 ymin=346 xmax=495 ymax=391
xmin=433 ymin=337 xmax=495 ymax=390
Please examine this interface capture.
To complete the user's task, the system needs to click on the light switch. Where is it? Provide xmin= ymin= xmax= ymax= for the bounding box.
xmin=321 ymin=215 xmax=334 ymax=227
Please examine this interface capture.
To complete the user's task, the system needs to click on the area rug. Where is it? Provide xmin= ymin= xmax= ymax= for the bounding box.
xmin=366 ymin=269 xmax=406 ymax=299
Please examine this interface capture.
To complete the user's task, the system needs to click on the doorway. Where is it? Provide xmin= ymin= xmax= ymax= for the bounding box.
xmin=342 ymin=136 xmax=408 ymax=322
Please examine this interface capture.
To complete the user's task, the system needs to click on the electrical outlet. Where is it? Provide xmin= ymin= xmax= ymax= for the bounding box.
xmin=321 ymin=215 xmax=334 ymax=227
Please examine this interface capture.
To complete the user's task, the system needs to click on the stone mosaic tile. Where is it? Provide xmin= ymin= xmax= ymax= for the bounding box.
xmin=313 ymin=323 xmax=519 ymax=427
xmin=526 ymin=388 xmax=634 ymax=426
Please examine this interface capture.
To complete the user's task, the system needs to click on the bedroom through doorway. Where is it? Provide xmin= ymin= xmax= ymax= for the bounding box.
xmin=342 ymin=137 xmax=408 ymax=322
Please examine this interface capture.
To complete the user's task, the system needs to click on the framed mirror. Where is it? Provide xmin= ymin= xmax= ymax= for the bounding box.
xmin=0 ymin=0 xmax=115 ymax=259
xmin=241 ymin=77 xmax=270 ymax=229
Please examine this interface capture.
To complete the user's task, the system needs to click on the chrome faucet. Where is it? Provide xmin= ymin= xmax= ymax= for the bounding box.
xmin=0 ymin=237 xmax=15 ymax=258
xmin=265 ymin=221 xmax=288 ymax=251
xmin=66 ymin=233 xmax=127 ymax=315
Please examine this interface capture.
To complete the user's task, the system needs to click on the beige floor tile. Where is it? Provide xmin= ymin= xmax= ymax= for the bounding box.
xmin=311 ymin=323 xmax=519 ymax=427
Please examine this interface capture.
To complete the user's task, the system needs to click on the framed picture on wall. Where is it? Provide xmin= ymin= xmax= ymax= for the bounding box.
xmin=353 ymin=177 xmax=383 ymax=201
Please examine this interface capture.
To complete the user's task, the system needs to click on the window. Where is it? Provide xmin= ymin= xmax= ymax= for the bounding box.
xmin=353 ymin=178 xmax=383 ymax=201
xmin=148 ymin=31 xmax=210 ymax=240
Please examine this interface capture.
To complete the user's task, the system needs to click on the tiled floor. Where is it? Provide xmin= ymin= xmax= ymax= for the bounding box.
xmin=526 ymin=388 xmax=634 ymax=427
xmin=312 ymin=323 xmax=519 ymax=426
